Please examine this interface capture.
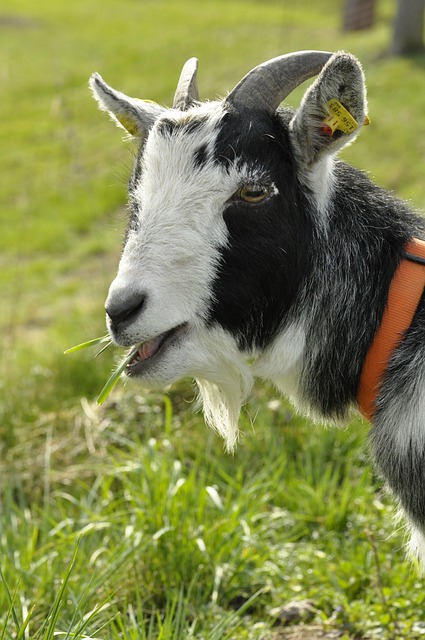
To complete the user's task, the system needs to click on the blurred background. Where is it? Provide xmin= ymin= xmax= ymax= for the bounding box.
xmin=2 ymin=0 xmax=425 ymax=387
xmin=2 ymin=0 xmax=425 ymax=638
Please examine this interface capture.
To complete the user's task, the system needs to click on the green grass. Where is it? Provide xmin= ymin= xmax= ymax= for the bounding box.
xmin=2 ymin=0 xmax=425 ymax=637
xmin=2 ymin=385 xmax=425 ymax=638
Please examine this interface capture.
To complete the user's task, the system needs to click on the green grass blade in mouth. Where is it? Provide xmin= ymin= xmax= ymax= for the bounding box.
xmin=96 ymin=347 xmax=138 ymax=405
xmin=95 ymin=341 xmax=114 ymax=358
xmin=65 ymin=335 xmax=136 ymax=404
xmin=64 ymin=335 xmax=110 ymax=354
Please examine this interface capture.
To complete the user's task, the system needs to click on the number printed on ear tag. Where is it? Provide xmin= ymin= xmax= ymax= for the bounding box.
xmin=321 ymin=98 xmax=359 ymax=136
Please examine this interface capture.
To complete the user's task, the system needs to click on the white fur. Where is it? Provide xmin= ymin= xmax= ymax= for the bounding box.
xmin=107 ymin=102 xmax=231 ymax=348
xmin=376 ymin=350 xmax=425 ymax=456
xmin=192 ymin=327 xmax=254 ymax=451
xmin=300 ymin=156 xmax=335 ymax=224
xmin=193 ymin=322 xmax=309 ymax=450
xmin=253 ymin=321 xmax=306 ymax=401
xmin=408 ymin=526 xmax=425 ymax=570
xmin=105 ymin=104 xmax=274 ymax=450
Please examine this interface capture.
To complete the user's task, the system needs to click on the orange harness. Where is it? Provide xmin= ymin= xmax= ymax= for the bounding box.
xmin=357 ymin=238 xmax=425 ymax=421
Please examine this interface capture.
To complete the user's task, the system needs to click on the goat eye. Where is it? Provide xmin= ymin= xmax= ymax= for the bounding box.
xmin=237 ymin=184 xmax=269 ymax=203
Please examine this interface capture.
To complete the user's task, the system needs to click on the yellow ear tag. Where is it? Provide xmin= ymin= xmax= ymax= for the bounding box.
xmin=321 ymin=98 xmax=359 ymax=136
xmin=116 ymin=100 xmax=158 ymax=135
xmin=117 ymin=114 xmax=139 ymax=136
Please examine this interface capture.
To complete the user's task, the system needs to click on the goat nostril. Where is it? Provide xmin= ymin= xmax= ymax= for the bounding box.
xmin=105 ymin=293 xmax=147 ymax=328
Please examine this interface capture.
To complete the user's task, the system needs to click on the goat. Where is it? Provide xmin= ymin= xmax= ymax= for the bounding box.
xmin=89 ymin=51 xmax=425 ymax=564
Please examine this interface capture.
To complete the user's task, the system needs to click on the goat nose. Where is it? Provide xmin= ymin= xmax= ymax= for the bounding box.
xmin=105 ymin=291 xmax=147 ymax=328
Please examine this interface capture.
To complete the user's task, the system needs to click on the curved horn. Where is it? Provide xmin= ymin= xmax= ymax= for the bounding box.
xmin=225 ymin=50 xmax=333 ymax=113
xmin=173 ymin=57 xmax=200 ymax=110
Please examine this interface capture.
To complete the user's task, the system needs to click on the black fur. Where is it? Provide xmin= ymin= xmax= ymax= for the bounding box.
xmin=126 ymin=150 xmax=143 ymax=241
xmin=208 ymin=108 xmax=314 ymax=351
xmin=193 ymin=143 xmax=209 ymax=170
xmin=156 ymin=115 xmax=208 ymax=137
xmin=208 ymin=109 xmax=424 ymax=424
xmin=303 ymin=163 xmax=421 ymax=418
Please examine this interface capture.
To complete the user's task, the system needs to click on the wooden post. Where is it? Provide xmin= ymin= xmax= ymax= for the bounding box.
xmin=391 ymin=0 xmax=425 ymax=55
xmin=343 ymin=0 xmax=376 ymax=31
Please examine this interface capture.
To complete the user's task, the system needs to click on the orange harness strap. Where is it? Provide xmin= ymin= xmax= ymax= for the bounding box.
xmin=357 ymin=238 xmax=425 ymax=421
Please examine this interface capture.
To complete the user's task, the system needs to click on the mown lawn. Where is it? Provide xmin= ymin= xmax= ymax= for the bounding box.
xmin=2 ymin=0 xmax=425 ymax=637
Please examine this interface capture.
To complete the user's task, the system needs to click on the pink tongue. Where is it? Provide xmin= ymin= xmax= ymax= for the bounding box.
xmin=138 ymin=336 xmax=162 ymax=361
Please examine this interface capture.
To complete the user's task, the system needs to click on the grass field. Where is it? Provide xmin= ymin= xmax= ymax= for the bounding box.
xmin=2 ymin=0 xmax=425 ymax=637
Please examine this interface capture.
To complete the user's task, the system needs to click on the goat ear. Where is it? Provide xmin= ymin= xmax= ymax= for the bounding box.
xmin=89 ymin=73 xmax=164 ymax=138
xmin=289 ymin=52 xmax=368 ymax=167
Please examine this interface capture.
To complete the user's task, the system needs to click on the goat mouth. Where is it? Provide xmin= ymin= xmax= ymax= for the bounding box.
xmin=126 ymin=323 xmax=188 ymax=376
